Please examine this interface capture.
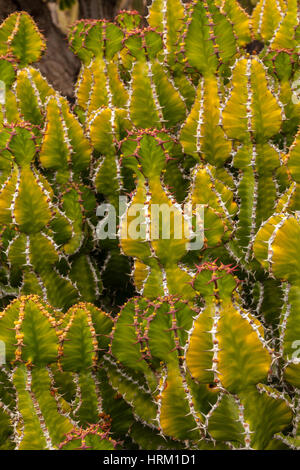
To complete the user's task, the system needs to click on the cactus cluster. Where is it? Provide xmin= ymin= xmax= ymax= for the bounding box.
xmin=0 ymin=0 xmax=299 ymax=450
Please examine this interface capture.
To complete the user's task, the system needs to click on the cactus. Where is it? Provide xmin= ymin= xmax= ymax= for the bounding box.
xmin=0 ymin=0 xmax=299 ymax=451
xmin=0 ymin=12 xmax=46 ymax=67
xmin=58 ymin=423 xmax=119 ymax=450
xmin=119 ymin=129 xmax=195 ymax=300
xmin=254 ymin=214 xmax=300 ymax=388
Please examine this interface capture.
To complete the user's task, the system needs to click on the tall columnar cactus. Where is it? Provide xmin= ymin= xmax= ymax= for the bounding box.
xmin=0 ymin=0 xmax=299 ymax=451
xmin=108 ymin=262 xmax=293 ymax=449
xmin=119 ymin=129 xmax=194 ymax=300
xmin=184 ymin=0 xmax=239 ymax=77
xmin=123 ymin=27 xmax=187 ymax=129
xmin=180 ymin=74 xmax=237 ymax=252
xmin=222 ymin=56 xmax=285 ymax=263
xmin=0 ymin=122 xmax=101 ymax=310
xmin=256 ymin=0 xmax=300 ymax=148
xmin=254 ymin=214 xmax=300 ymax=388
xmin=0 ymin=296 xmax=115 ymax=449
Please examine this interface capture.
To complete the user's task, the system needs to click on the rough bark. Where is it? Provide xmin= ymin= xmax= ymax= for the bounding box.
xmin=79 ymin=0 xmax=118 ymax=19
xmin=78 ymin=1 xmax=148 ymax=20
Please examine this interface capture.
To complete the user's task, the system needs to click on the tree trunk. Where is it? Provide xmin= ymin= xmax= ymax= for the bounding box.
xmin=79 ymin=0 xmax=118 ymax=19
xmin=79 ymin=0 xmax=148 ymax=20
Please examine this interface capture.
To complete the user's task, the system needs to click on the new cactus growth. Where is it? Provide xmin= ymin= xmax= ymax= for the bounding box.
xmin=0 ymin=0 xmax=299 ymax=451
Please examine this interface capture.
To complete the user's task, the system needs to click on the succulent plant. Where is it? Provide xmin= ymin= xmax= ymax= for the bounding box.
xmin=0 ymin=0 xmax=299 ymax=451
